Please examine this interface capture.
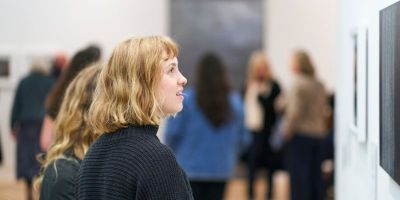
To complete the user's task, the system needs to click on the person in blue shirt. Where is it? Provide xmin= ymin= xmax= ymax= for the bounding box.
xmin=165 ymin=52 xmax=251 ymax=200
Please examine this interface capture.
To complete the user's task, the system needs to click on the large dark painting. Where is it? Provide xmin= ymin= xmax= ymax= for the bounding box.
xmin=169 ymin=0 xmax=263 ymax=90
xmin=380 ymin=1 xmax=400 ymax=185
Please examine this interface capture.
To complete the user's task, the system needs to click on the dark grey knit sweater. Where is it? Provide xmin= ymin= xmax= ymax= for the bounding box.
xmin=76 ymin=125 xmax=193 ymax=200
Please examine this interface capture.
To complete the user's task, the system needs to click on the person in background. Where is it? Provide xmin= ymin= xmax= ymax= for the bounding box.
xmin=10 ymin=59 xmax=54 ymax=200
xmin=244 ymin=51 xmax=282 ymax=200
xmin=76 ymin=36 xmax=193 ymax=200
xmin=35 ymin=64 xmax=101 ymax=200
xmin=49 ymin=53 xmax=68 ymax=81
xmin=165 ymin=53 xmax=250 ymax=200
xmin=283 ymin=50 xmax=328 ymax=200
xmin=321 ymin=94 xmax=334 ymax=200
xmin=40 ymin=45 xmax=101 ymax=151
xmin=0 ymin=128 xmax=2 ymax=166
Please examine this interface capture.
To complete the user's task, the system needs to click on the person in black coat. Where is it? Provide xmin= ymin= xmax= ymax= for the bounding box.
xmin=10 ymin=59 xmax=54 ymax=200
xmin=244 ymin=51 xmax=283 ymax=200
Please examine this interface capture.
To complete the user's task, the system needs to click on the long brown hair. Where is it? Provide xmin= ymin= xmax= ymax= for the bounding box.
xmin=195 ymin=53 xmax=231 ymax=127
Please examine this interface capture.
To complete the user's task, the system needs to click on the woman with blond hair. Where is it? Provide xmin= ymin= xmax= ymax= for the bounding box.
xmin=76 ymin=36 xmax=193 ymax=200
xmin=36 ymin=64 xmax=101 ymax=200
xmin=244 ymin=51 xmax=282 ymax=200
xmin=284 ymin=50 xmax=328 ymax=200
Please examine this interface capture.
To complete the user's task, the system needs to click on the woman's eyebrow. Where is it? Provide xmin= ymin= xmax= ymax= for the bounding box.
xmin=168 ymin=60 xmax=178 ymax=67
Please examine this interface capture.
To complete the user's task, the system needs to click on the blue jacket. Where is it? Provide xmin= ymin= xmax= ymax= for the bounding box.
xmin=164 ymin=88 xmax=251 ymax=181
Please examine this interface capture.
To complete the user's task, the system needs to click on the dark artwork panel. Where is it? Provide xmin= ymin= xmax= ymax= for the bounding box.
xmin=366 ymin=29 xmax=369 ymax=138
xmin=353 ymin=33 xmax=358 ymax=126
xmin=170 ymin=0 xmax=263 ymax=90
xmin=0 ymin=57 xmax=10 ymax=77
xmin=380 ymin=1 xmax=400 ymax=185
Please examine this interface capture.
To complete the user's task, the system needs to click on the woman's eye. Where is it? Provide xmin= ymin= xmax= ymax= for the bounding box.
xmin=169 ymin=67 xmax=175 ymax=73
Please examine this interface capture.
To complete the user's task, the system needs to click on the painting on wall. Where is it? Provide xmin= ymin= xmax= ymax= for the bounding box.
xmin=169 ymin=0 xmax=263 ymax=90
xmin=380 ymin=1 xmax=400 ymax=186
xmin=352 ymin=32 xmax=358 ymax=127
xmin=350 ymin=27 xmax=368 ymax=143
xmin=0 ymin=50 xmax=15 ymax=88
xmin=0 ymin=57 xmax=10 ymax=78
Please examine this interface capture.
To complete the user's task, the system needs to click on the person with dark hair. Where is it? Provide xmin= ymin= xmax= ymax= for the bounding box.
xmin=165 ymin=52 xmax=250 ymax=200
xmin=49 ymin=53 xmax=67 ymax=81
xmin=10 ymin=59 xmax=54 ymax=200
xmin=284 ymin=50 xmax=329 ymax=200
xmin=39 ymin=45 xmax=101 ymax=151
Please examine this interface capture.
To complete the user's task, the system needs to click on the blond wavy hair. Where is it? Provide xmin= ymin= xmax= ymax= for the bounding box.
xmin=88 ymin=36 xmax=179 ymax=134
xmin=35 ymin=64 xmax=101 ymax=190
xmin=246 ymin=51 xmax=273 ymax=83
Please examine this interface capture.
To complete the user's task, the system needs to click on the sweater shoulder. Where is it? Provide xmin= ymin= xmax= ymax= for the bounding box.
xmin=126 ymin=135 xmax=177 ymax=164
xmin=40 ymin=158 xmax=80 ymax=200
xmin=92 ymin=128 xmax=177 ymax=167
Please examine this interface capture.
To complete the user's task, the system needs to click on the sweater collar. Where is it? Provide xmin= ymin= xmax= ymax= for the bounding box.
xmin=127 ymin=124 xmax=159 ymax=135
xmin=101 ymin=124 xmax=160 ymax=141
xmin=117 ymin=124 xmax=159 ymax=138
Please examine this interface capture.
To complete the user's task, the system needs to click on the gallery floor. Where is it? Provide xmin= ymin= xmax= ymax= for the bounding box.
xmin=0 ymin=171 xmax=290 ymax=200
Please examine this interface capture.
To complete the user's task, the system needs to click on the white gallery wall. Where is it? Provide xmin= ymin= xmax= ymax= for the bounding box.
xmin=337 ymin=0 xmax=400 ymax=199
xmin=0 ymin=0 xmax=168 ymax=180
xmin=265 ymin=0 xmax=337 ymax=93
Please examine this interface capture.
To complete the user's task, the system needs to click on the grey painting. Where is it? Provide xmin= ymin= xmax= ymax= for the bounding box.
xmin=170 ymin=0 xmax=263 ymax=90
xmin=0 ymin=57 xmax=10 ymax=77
xmin=353 ymin=33 xmax=358 ymax=126
xmin=380 ymin=1 xmax=400 ymax=185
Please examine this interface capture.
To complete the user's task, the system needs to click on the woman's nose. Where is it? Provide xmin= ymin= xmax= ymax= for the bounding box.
xmin=179 ymin=73 xmax=187 ymax=86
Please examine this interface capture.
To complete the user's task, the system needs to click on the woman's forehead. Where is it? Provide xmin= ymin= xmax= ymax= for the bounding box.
xmin=162 ymin=50 xmax=177 ymax=59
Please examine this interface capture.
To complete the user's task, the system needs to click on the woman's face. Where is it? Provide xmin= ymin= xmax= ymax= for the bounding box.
xmin=255 ymin=64 xmax=267 ymax=81
xmin=158 ymin=56 xmax=187 ymax=115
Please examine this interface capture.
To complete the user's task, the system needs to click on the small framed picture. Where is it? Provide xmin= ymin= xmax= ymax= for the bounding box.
xmin=350 ymin=27 xmax=368 ymax=143
xmin=0 ymin=56 xmax=10 ymax=78
xmin=0 ymin=49 xmax=17 ymax=89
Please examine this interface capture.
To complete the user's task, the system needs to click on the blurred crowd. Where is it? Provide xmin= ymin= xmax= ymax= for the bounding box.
xmin=3 ymin=38 xmax=334 ymax=200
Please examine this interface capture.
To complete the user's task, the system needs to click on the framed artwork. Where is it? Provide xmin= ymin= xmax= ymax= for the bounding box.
xmin=0 ymin=56 xmax=10 ymax=78
xmin=350 ymin=27 xmax=368 ymax=143
xmin=380 ymin=1 xmax=400 ymax=186
xmin=0 ymin=48 xmax=17 ymax=89
xmin=169 ymin=0 xmax=263 ymax=90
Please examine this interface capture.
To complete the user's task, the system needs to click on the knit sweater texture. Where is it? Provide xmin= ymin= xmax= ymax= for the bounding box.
xmin=76 ymin=125 xmax=193 ymax=200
